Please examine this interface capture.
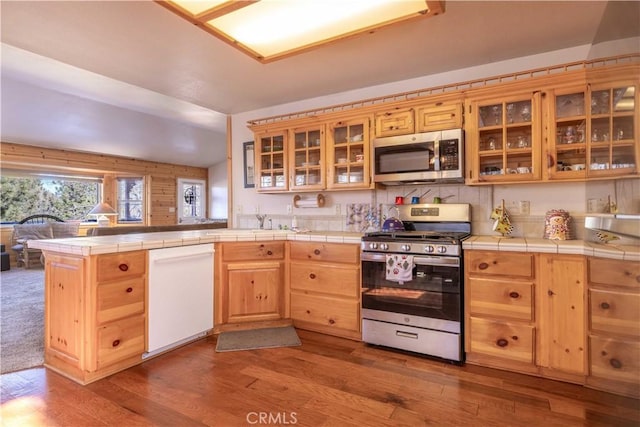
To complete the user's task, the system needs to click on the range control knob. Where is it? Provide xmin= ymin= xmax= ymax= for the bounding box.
xmin=380 ymin=243 xmax=389 ymax=251
xmin=401 ymin=244 xmax=411 ymax=252
xmin=425 ymin=245 xmax=435 ymax=253
xmin=369 ymin=242 xmax=378 ymax=250
xmin=437 ymin=246 xmax=447 ymax=253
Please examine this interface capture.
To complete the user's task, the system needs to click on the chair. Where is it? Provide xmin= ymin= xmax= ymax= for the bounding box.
xmin=11 ymin=214 xmax=69 ymax=268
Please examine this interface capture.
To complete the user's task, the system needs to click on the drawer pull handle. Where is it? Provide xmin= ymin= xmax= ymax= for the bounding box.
xmin=118 ymin=264 xmax=129 ymax=272
xmin=267 ymin=250 xmax=273 ymax=255
xmin=328 ymin=319 xmax=335 ymax=325
xmin=509 ymin=291 xmax=520 ymax=299
xmin=396 ymin=330 xmax=419 ymax=339
xmin=478 ymin=262 xmax=489 ymax=270
xmin=309 ymin=273 xmax=316 ymax=279
xmin=610 ymin=358 xmax=622 ymax=369
xmin=314 ymin=249 xmax=321 ymax=255
xmin=126 ymin=287 xmax=133 ymax=293
xmin=496 ymin=338 xmax=509 ymax=348
xmin=112 ymin=339 xmax=120 ymax=347
xmin=600 ymin=302 xmax=610 ymax=310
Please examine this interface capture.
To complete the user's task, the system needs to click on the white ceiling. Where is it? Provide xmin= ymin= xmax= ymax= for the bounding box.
xmin=1 ymin=1 xmax=638 ymax=168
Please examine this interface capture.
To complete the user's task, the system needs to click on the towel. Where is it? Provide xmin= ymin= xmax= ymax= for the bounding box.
xmin=385 ymin=254 xmax=414 ymax=283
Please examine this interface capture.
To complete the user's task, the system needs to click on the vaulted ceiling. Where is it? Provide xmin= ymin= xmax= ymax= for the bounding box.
xmin=1 ymin=1 xmax=638 ymax=168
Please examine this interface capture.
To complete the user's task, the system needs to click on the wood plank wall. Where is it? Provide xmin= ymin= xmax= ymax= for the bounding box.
xmin=1 ymin=142 xmax=210 ymax=266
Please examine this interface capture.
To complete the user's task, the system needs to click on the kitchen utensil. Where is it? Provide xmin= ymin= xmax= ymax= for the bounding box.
xmin=382 ymin=206 xmax=404 ymax=232
xmin=411 ymin=196 xmax=420 ymax=204
xmin=395 ymin=196 xmax=404 ymax=205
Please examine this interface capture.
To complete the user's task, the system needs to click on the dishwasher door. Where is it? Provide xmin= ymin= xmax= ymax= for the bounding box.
xmin=146 ymin=244 xmax=214 ymax=357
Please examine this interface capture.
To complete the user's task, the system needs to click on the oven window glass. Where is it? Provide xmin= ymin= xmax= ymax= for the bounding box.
xmin=375 ymin=141 xmax=435 ymax=174
xmin=361 ymin=258 xmax=461 ymax=322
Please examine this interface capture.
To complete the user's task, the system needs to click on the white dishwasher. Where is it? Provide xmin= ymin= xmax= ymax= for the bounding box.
xmin=145 ymin=244 xmax=214 ymax=358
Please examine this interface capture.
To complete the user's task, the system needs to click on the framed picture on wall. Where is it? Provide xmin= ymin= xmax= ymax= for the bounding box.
xmin=243 ymin=141 xmax=255 ymax=188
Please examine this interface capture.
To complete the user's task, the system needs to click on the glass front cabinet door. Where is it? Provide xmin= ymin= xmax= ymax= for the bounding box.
xmin=467 ymin=92 xmax=541 ymax=183
xmin=548 ymin=83 xmax=638 ymax=179
xmin=326 ymin=117 xmax=371 ymax=189
xmin=290 ymin=125 xmax=325 ymax=190
xmin=256 ymin=131 xmax=288 ymax=192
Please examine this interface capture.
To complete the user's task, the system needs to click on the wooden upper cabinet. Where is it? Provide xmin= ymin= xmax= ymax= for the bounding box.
xmin=326 ymin=116 xmax=372 ymax=190
xmin=289 ymin=125 xmax=325 ymax=191
xmin=466 ymin=92 xmax=542 ymax=184
xmin=255 ymin=130 xmax=288 ymax=192
xmin=374 ymin=108 xmax=415 ymax=137
xmin=415 ymin=101 xmax=462 ymax=132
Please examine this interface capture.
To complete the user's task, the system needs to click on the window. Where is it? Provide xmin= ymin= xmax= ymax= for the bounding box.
xmin=116 ymin=177 xmax=144 ymax=223
xmin=177 ymin=178 xmax=206 ymax=224
xmin=0 ymin=174 xmax=100 ymax=223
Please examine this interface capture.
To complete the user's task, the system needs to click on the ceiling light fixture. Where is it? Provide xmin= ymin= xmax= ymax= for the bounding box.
xmin=157 ymin=0 xmax=444 ymax=63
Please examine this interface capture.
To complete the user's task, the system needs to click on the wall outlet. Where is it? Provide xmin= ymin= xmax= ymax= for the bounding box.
xmin=236 ymin=204 xmax=243 ymax=214
xmin=286 ymin=204 xmax=292 ymax=214
xmin=168 ymin=207 xmax=175 ymax=213
xmin=335 ymin=204 xmax=341 ymax=215
xmin=255 ymin=205 xmax=260 ymax=214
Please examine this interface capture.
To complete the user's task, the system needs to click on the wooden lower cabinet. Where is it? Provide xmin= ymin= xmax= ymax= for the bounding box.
xmin=216 ymin=242 xmax=286 ymax=328
xmin=466 ymin=251 xmax=586 ymax=379
xmin=466 ymin=250 xmax=640 ymax=398
xmin=289 ymin=241 xmax=361 ymax=340
xmin=44 ymin=250 xmax=147 ymax=384
xmin=586 ymin=257 xmax=640 ymax=398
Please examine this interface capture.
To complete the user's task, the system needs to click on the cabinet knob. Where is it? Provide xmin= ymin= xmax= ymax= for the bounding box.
xmin=118 ymin=264 xmax=129 ymax=272
xmin=267 ymin=250 xmax=273 ymax=256
xmin=126 ymin=287 xmax=133 ymax=293
xmin=112 ymin=339 xmax=120 ymax=347
xmin=328 ymin=319 xmax=336 ymax=325
xmin=600 ymin=302 xmax=610 ymax=310
xmin=509 ymin=291 xmax=520 ymax=299
xmin=309 ymin=273 xmax=316 ymax=279
xmin=478 ymin=262 xmax=489 ymax=270
xmin=313 ymin=249 xmax=321 ymax=255
xmin=548 ymin=289 xmax=555 ymax=296
xmin=610 ymin=358 xmax=622 ymax=369
xmin=496 ymin=338 xmax=509 ymax=348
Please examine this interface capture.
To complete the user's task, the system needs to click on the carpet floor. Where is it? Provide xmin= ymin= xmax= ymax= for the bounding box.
xmin=0 ymin=266 xmax=45 ymax=374
xmin=215 ymin=326 xmax=301 ymax=352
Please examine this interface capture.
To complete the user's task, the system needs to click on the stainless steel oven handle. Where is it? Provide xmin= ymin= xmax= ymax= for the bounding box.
xmin=396 ymin=330 xmax=419 ymax=339
xmin=361 ymin=252 xmax=459 ymax=267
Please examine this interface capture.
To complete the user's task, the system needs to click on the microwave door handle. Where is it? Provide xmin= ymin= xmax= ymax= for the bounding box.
xmin=434 ymin=139 xmax=441 ymax=170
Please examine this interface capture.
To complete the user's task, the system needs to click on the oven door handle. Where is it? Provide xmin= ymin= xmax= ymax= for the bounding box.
xmin=361 ymin=252 xmax=459 ymax=267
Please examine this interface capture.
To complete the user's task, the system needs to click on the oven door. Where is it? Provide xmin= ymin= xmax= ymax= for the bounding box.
xmin=361 ymin=252 xmax=461 ymax=322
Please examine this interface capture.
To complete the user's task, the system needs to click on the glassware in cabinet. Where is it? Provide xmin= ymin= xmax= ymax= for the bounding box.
xmin=257 ymin=132 xmax=288 ymax=191
xmin=473 ymin=96 xmax=537 ymax=182
xmin=327 ymin=118 xmax=371 ymax=189
xmin=549 ymin=89 xmax=588 ymax=178
xmin=588 ymin=85 xmax=637 ymax=175
xmin=291 ymin=126 xmax=324 ymax=189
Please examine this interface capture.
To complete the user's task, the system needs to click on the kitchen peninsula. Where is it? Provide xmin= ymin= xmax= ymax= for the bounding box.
xmin=29 ymin=228 xmax=362 ymax=384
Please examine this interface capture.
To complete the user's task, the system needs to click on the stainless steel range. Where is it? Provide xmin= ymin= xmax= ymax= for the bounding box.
xmin=361 ymin=203 xmax=471 ymax=363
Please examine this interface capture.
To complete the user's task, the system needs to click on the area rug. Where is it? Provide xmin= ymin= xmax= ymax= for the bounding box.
xmin=215 ymin=326 xmax=301 ymax=352
xmin=0 ymin=266 xmax=45 ymax=374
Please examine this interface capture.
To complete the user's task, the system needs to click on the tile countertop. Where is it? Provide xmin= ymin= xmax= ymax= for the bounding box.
xmin=463 ymin=235 xmax=640 ymax=262
xmin=27 ymin=229 xmax=364 ymax=256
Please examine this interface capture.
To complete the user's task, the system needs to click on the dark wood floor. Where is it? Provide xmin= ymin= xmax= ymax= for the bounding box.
xmin=1 ymin=330 xmax=639 ymax=426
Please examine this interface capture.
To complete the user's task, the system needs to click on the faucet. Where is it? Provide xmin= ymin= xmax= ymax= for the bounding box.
xmin=256 ymin=214 xmax=267 ymax=229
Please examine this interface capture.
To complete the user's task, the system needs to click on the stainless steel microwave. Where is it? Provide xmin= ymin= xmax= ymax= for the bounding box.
xmin=373 ymin=129 xmax=464 ymax=185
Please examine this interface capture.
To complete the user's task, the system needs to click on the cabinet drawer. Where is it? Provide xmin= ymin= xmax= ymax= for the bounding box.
xmin=469 ymin=317 xmax=534 ymax=364
xmin=588 ymin=257 xmax=640 ymax=289
xmin=290 ymin=262 xmax=359 ymax=298
xmin=590 ymin=289 xmax=640 ymax=337
xmin=96 ymin=315 xmax=145 ymax=370
xmin=468 ymin=277 xmax=533 ymax=321
xmin=589 ymin=335 xmax=640 ymax=383
xmin=96 ymin=251 xmax=146 ymax=283
xmin=415 ymin=102 xmax=462 ymax=132
xmin=289 ymin=242 xmax=359 ymax=264
xmin=374 ymin=108 xmax=415 ymax=137
xmin=222 ymin=242 xmax=284 ymax=261
xmin=96 ymin=277 xmax=145 ymax=324
xmin=465 ymin=251 xmax=534 ymax=278
xmin=291 ymin=293 xmax=360 ymax=332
